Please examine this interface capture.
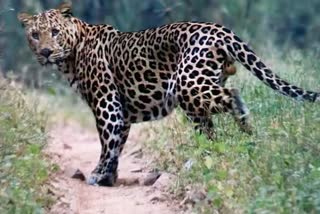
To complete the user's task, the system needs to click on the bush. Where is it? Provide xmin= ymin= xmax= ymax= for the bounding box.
xmin=144 ymin=47 xmax=320 ymax=213
xmin=0 ymin=79 xmax=53 ymax=213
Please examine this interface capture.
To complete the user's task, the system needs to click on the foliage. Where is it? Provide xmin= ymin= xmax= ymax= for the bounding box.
xmin=0 ymin=1 xmax=319 ymax=212
xmin=144 ymin=47 xmax=320 ymax=213
xmin=1 ymin=0 xmax=320 ymax=86
xmin=0 ymin=80 xmax=53 ymax=213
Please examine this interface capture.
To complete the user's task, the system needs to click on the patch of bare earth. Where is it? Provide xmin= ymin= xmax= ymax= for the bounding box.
xmin=46 ymin=121 xmax=184 ymax=214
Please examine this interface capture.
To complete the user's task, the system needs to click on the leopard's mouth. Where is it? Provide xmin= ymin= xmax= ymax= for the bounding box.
xmin=37 ymin=50 xmax=70 ymax=66
xmin=37 ymin=57 xmax=57 ymax=66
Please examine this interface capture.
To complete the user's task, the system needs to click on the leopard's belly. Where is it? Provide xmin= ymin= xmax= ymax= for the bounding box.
xmin=116 ymin=67 xmax=178 ymax=123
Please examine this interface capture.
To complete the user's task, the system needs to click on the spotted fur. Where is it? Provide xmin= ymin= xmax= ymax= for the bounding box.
xmin=18 ymin=3 xmax=319 ymax=186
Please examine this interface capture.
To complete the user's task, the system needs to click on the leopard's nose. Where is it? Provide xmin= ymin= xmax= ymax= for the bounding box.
xmin=40 ymin=48 xmax=53 ymax=58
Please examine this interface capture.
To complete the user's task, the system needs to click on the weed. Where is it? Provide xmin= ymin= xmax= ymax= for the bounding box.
xmin=0 ymin=80 xmax=53 ymax=213
xmin=143 ymin=48 xmax=320 ymax=213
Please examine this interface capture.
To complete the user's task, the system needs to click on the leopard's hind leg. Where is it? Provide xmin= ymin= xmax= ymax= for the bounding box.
xmin=178 ymin=80 xmax=252 ymax=135
xmin=177 ymin=49 xmax=252 ymax=136
xmin=186 ymin=114 xmax=216 ymax=140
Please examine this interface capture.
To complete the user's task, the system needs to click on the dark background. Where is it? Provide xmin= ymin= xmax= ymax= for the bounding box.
xmin=0 ymin=0 xmax=320 ymax=87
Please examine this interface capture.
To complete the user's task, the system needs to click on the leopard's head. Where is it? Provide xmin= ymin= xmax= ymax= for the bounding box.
xmin=18 ymin=3 xmax=77 ymax=65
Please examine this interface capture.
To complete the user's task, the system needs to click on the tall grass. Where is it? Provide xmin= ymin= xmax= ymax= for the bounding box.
xmin=0 ymin=79 xmax=53 ymax=213
xmin=143 ymin=47 xmax=320 ymax=213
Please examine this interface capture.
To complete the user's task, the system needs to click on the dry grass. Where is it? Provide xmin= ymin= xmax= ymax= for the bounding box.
xmin=0 ymin=79 xmax=54 ymax=213
xmin=143 ymin=47 xmax=320 ymax=213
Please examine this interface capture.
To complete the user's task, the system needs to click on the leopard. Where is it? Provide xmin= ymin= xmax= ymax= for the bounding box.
xmin=18 ymin=3 xmax=319 ymax=186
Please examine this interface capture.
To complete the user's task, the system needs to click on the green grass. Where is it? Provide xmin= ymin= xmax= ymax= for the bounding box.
xmin=143 ymin=48 xmax=320 ymax=213
xmin=0 ymin=81 xmax=54 ymax=214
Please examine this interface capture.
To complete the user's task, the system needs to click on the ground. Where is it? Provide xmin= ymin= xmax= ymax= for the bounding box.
xmin=46 ymin=121 xmax=183 ymax=214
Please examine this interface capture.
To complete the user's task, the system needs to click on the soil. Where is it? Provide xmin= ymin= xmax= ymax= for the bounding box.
xmin=46 ymin=121 xmax=184 ymax=214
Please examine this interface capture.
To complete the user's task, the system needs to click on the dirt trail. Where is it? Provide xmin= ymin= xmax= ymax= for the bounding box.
xmin=47 ymin=122 xmax=182 ymax=214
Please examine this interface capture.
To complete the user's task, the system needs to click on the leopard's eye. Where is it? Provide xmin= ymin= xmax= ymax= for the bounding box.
xmin=31 ymin=31 xmax=39 ymax=40
xmin=52 ymin=28 xmax=59 ymax=37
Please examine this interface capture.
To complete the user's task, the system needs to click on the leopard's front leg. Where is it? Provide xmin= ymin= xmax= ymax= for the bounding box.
xmin=86 ymin=84 xmax=129 ymax=186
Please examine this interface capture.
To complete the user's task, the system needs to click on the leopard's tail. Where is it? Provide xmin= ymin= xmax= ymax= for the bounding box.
xmin=224 ymin=35 xmax=319 ymax=102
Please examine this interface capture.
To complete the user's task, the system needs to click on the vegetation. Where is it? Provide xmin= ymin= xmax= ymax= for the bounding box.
xmin=0 ymin=80 xmax=53 ymax=213
xmin=0 ymin=0 xmax=319 ymax=213
xmin=1 ymin=0 xmax=320 ymax=86
xmin=144 ymin=48 xmax=320 ymax=213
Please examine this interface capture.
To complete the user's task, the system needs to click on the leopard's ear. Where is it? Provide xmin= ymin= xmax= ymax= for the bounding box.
xmin=57 ymin=2 xmax=72 ymax=17
xmin=17 ymin=13 xmax=33 ymax=27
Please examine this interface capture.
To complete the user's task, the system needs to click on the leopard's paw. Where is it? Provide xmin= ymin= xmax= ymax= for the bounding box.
xmin=87 ymin=172 xmax=117 ymax=186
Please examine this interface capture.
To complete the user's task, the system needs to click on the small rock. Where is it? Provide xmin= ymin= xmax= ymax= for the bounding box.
xmin=149 ymin=193 xmax=167 ymax=203
xmin=63 ymin=143 xmax=72 ymax=150
xmin=141 ymin=172 xmax=161 ymax=186
xmin=135 ymin=201 xmax=143 ymax=206
xmin=180 ymin=188 xmax=207 ymax=205
xmin=71 ymin=169 xmax=86 ymax=181
xmin=130 ymin=168 xmax=143 ymax=173
xmin=134 ymin=151 xmax=143 ymax=159
xmin=189 ymin=189 xmax=206 ymax=202
xmin=129 ymin=147 xmax=143 ymax=159
xmin=117 ymin=177 xmax=139 ymax=186
xmin=129 ymin=147 xmax=142 ymax=156
xmin=152 ymin=173 xmax=175 ymax=191
xmin=183 ymin=159 xmax=194 ymax=170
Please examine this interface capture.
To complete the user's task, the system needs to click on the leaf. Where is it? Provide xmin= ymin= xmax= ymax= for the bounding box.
xmin=213 ymin=143 xmax=226 ymax=154
xmin=225 ymin=186 xmax=234 ymax=198
xmin=216 ymin=170 xmax=228 ymax=180
xmin=47 ymin=87 xmax=56 ymax=96
xmin=28 ymin=144 xmax=41 ymax=155
xmin=205 ymin=156 xmax=213 ymax=169
xmin=213 ymin=197 xmax=223 ymax=208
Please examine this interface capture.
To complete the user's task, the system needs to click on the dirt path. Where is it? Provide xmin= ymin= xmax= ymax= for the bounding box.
xmin=46 ymin=122 xmax=182 ymax=214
